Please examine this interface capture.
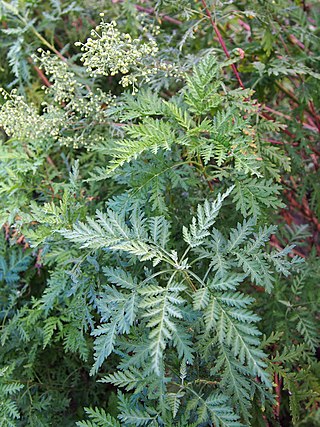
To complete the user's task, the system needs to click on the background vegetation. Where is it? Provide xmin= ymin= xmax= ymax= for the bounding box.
xmin=0 ymin=0 xmax=319 ymax=426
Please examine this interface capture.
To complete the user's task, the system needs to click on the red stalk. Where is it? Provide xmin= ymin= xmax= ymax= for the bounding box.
xmin=201 ymin=0 xmax=245 ymax=89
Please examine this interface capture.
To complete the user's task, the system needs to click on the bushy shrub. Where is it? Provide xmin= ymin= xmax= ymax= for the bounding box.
xmin=0 ymin=1 xmax=319 ymax=425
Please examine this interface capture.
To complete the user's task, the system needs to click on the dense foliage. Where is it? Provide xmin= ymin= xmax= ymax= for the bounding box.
xmin=0 ymin=0 xmax=319 ymax=426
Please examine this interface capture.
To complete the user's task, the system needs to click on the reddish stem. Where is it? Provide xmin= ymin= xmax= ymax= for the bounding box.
xmin=201 ymin=0 xmax=245 ymax=89
xmin=33 ymin=65 xmax=51 ymax=87
xmin=27 ymin=57 xmax=51 ymax=87
xmin=238 ymin=19 xmax=250 ymax=32
xmin=274 ymin=373 xmax=282 ymax=418
xmin=308 ymin=100 xmax=320 ymax=132
xmin=134 ymin=5 xmax=182 ymax=26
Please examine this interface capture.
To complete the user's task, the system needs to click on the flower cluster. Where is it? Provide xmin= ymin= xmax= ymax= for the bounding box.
xmin=0 ymin=83 xmax=114 ymax=150
xmin=36 ymin=49 xmax=78 ymax=104
xmin=31 ymin=51 xmax=116 ymax=148
xmin=0 ymin=89 xmax=64 ymax=143
xmin=58 ymin=132 xmax=107 ymax=150
xmin=76 ymin=19 xmax=158 ymax=75
xmin=1 ymin=20 xmax=180 ymax=149
xmin=35 ymin=50 xmax=115 ymax=118
xmin=75 ymin=18 xmax=164 ymax=91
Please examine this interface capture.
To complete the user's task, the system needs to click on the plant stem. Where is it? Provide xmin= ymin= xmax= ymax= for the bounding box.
xmin=201 ymin=0 xmax=245 ymax=89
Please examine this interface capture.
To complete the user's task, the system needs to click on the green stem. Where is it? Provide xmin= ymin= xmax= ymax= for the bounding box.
xmin=30 ymin=27 xmax=66 ymax=60
xmin=16 ymin=11 xmax=66 ymax=60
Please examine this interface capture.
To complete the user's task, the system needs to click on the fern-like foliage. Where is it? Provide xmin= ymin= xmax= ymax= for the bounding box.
xmin=0 ymin=2 xmax=319 ymax=425
xmin=0 ymin=231 xmax=33 ymax=323
xmin=0 ymin=365 xmax=23 ymax=426
xmin=0 ymin=240 xmax=31 ymax=285
xmin=63 ymin=188 xmax=299 ymax=425
xmin=76 ymin=407 xmax=120 ymax=427
xmin=86 ymin=55 xmax=286 ymax=218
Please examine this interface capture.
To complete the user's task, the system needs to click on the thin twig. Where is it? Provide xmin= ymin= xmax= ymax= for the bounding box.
xmin=135 ymin=5 xmax=182 ymax=26
xmin=201 ymin=0 xmax=245 ymax=89
xmin=28 ymin=58 xmax=51 ymax=87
